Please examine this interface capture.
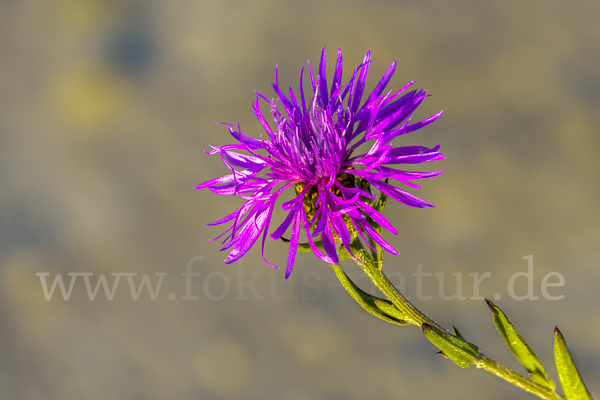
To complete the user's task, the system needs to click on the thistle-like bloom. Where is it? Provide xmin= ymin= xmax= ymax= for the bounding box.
xmin=197 ymin=48 xmax=444 ymax=278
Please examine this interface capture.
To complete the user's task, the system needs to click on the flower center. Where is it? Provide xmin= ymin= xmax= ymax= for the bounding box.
xmin=294 ymin=171 xmax=358 ymax=223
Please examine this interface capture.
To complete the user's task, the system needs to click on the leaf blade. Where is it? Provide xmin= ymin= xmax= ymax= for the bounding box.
xmin=554 ymin=327 xmax=593 ymax=400
xmin=332 ymin=264 xmax=409 ymax=326
xmin=422 ymin=323 xmax=481 ymax=368
xmin=486 ymin=300 xmax=555 ymax=390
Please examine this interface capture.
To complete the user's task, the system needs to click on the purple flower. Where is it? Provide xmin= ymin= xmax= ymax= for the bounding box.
xmin=197 ymin=48 xmax=444 ymax=278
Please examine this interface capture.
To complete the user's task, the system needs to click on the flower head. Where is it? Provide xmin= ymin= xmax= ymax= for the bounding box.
xmin=197 ymin=48 xmax=444 ymax=278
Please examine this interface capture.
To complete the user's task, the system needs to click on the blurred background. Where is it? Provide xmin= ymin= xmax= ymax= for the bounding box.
xmin=1 ymin=0 xmax=599 ymax=399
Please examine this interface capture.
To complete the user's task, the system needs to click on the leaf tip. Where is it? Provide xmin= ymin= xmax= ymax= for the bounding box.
xmin=554 ymin=326 xmax=563 ymax=339
xmin=452 ymin=325 xmax=465 ymax=339
xmin=421 ymin=323 xmax=432 ymax=334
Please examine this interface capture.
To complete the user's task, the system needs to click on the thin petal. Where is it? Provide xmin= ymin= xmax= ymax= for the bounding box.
xmin=357 ymin=200 xmax=398 ymax=235
xmin=361 ymin=219 xmax=399 ymax=255
xmin=285 ymin=211 xmax=302 ymax=279
xmin=271 ymin=209 xmax=297 ymax=239
xmin=350 ymin=50 xmax=371 ymax=113
xmin=318 ymin=47 xmax=329 ymax=108
xmin=372 ymin=60 xmax=397 ymax=98
xmin=321 ymin=221 xmax=339 ymax=263
xmin=369 ymin=179 xmax=434 ymax=208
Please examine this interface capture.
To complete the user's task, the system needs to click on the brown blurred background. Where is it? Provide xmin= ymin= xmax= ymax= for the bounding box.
xmin=1 ymin=0 xmax=599 ymax=399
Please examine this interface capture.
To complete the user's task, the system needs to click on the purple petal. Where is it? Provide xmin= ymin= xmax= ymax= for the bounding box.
xmin=195 ymin=174 xmax=236 ymax=190
xmin=368 ymin=179 xmax=434 ymax=208
xmin=271 ymin=209 xmax=297 ymax=239
xmin=222 ymin=151 xmax=266 ymax=169
xmin=357 ymin=200 xmax=398 ymax=235
xmin=350 ymin=50 xmax=371 ymax=113
xmin=222 ymin=123 xmax=264 ymax=149
xmin=360 ymin=219 xmax=399 ymax=255
xmin=330 ymin=212 xmax=351 ymax=244
xmin=307 ymin=59 xmax=316 ymax=93
xmin=372 ymin=60 xmax=397 ymax=98
xmin=301 ymin=210 xmax=335 ymax=264
xmin=318 ymin=47 xmax=329 ymax=108
xmin=251 ymin=95 xmax=275 ymax=139
xmin=331 ymin=47 xmax=343 ymax=96
xmin=285 ymin=211 xmax=302 ymax=279
xmin=401 ymin=110 xmax=443 ymax=135
xmin=224 ymin=201 xmax=273 ymax=264
xmin=299 ymin=65 xmax=308 ymax=117
xmin=321 ymin=221 xmax=339 ymax=264
xmin=259 ymin=199 xmax=280 ymax=269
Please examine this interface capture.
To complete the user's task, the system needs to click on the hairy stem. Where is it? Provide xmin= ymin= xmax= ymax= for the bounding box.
xmin=359 ymin=261 xmax=445 ymax=330
xmin=333 ymin=253 xmax=564 ymax=400
xmin=477 ymin=356 xmax=563 ymax=400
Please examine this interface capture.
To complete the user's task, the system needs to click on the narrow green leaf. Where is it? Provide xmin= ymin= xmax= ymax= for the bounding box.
xmin=453 ymin=325 xmax=465 ymax=339
xmin=422 ymin=323 xmax=481 ymax=368
xmin=554 ymin=327 xmax=593 ymax=400
xmin=486 ymin=299 xmax=555 ymax=390
xmin=371 ymin=297 xmax=409 ymax=322
xmin=332 ymin=264 xmax=409 ymax=325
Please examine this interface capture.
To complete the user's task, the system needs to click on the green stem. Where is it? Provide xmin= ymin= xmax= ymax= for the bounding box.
xmin=477 ymin=356 xmax=563 ymax=400
xmin=333 ymin=251 xmax=564 ymax=400
xmin=356 ymin=259 xmax=446 ymax=331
